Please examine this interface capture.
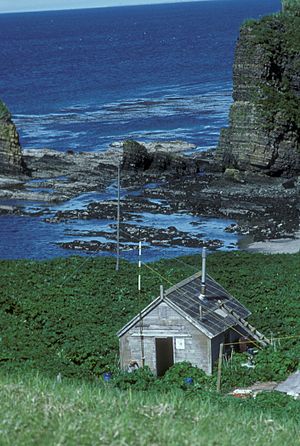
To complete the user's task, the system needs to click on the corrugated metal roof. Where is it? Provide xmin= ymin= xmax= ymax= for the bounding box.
xmin=117 ymin=271 xmax=251 ymax=338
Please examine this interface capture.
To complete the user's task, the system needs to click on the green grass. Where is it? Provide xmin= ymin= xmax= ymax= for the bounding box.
xmin=0 ymin=370 xmax=299 ymax=446
xmin=1 ymin=253 xmax=300 ymax=444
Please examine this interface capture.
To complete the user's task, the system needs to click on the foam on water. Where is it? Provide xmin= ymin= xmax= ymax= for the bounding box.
xmin=0 ymin=0 xmax=281 ymax=260
xmin=14 ymin=83 xmax=233 ymax=152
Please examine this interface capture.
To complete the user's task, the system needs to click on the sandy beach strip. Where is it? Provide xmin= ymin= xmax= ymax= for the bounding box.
xmin=247 ymin=231 xmax=300 ymax=254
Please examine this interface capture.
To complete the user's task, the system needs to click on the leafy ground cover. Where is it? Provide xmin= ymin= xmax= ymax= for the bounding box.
xmin=0 ymin=252 xmax=300 ymax=387
xmin=243 ymin=4 xmax=300 ymax=135
xmin=0 ymin=370 xmax=299 ymax=446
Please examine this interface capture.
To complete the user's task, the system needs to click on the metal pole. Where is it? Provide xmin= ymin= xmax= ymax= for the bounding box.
xmin=200 ymin=247 xmax=206 ymax=299
xmin=160 ymin=285 xmax=164 ymax=299
xmin=199 ymin=304 xmax=203 ymax=321
xmin=138 ymin=241 xmax=144 ymax=366
xmin=116 ymin=163 xmax=120 ymax=272
xmin=217 ymin=343 xmax=224 ymax=393
xmin=201 ymin=247 xmax=206 ymax=289
xmin=138 ymin=241 xmax=142 ymax=291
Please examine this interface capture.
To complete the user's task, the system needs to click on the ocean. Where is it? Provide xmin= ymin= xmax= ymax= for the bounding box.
xmin=0 ymin=0 xmax=281 ymax=153
xmin=0 ymin=0 xmax=281 ymax=261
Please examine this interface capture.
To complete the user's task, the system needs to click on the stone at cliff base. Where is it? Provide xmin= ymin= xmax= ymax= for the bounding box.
xmin=0 ymin=101 xmax=27 ymax=175
xmin=224 ymin=168 xmax=245 ymax=183
xmin=121 ymin=139 xmax=200 ymax=175
xmin=121 ymin=140 xmax=152 ymax=171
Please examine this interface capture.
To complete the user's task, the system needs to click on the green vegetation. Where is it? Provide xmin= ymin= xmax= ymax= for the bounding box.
xmin=241 ymin=4 xmax=300 ymax=137
xmin=282 ymin=0 xmax=300 ymax=15
xmin=1 ymin=253 xmax=300 ymax=444
xmin=0 ymin=252 xmax=299 ymax=387
xmin=0 ymin=370 xmax=299 ymax=446
xmin=0 ymin=101 xmax=11 ymax=120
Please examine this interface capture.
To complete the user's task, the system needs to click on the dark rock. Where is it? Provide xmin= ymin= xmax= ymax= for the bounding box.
xmin=122 ymin=139 xmax=200 ymax=175
xmin=122 ymin=140 xmax=152 ymax=171
xmin=216 ymin=10 xmax=300 ymax=176
xmin=148 ymin=151 xmax=199 ymax=175
xmin=58 ymin=239 xmax=133 ymax=253
xmin=225 ymin=223 xmax=239 ymax=233
xmin=0 ymin=101 xmax=28 ymax=175
xmin=282 ymin=178 xmax=296 ymax=189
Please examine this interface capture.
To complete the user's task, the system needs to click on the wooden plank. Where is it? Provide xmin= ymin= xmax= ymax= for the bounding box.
xmin=219 ymin=303 xmax=271 ymax=346
xmin=217 ymin=343 xmax=224 ymax=392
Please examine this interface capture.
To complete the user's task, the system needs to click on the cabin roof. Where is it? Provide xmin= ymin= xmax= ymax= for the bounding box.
xmin=117 ymin=271 xmax=251 ymax=339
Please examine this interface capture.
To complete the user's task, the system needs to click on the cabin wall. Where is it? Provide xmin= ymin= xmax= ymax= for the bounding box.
xmin=211 ymin=333 xmax=225 ymax=369
xmin=211 ymin=326 xmax=242 ymax=370
xmin=119 ymin=301 xmax=213 ymax=374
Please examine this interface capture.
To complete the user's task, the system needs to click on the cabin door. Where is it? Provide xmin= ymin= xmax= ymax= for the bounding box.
xmin=155 ymin=337 xmax=174 ymax=377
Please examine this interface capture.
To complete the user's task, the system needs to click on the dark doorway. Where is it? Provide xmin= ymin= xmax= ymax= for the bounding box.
xmin=155 ymin=338 xmax=174 ymax=377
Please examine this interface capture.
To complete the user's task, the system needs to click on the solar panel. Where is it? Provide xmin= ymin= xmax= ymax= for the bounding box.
xmin=165 ymin=272 xmax=250 ymax=336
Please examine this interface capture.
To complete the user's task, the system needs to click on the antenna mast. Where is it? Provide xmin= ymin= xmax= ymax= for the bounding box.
xmin=116 ymin=162 xmax=121 ymax=272
xmin=200 ymin=247 xmax=207 ymax=299
xmin=138 ymin=241 xmax=142 ymax=291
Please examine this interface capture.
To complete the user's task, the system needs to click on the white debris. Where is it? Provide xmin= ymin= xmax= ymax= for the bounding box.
xmin=276 ymin=370 xmax=300 ymax=398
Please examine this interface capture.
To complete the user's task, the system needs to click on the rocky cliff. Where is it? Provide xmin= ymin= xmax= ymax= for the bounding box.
xmin=0 ymin=101 xmax=27 ymax=175
xmin=217 ymin=4 xmax=300 ymax=176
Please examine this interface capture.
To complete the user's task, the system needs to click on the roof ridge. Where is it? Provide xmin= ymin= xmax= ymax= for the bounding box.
xmin=165 ymin=271 xmax=201 ymax=295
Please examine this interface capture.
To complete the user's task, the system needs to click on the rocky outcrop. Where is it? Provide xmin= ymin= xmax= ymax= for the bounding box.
xmin=216 ymin=6 xmax=300 ymax=176
xmin=0 ymin=101 xmax=27 ymax=175
xmin=122 ymin=140 xmax=153 ymax=170
xmin=122 ymin=140 xmax=200 ymax=175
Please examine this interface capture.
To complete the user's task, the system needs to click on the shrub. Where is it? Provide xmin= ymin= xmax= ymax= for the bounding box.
xmin=253 ymin=348 xmax=298 ymax=381
xmin=160 ymin=362 xmax=211 ymax=390
xmin=112 ymin=366 xmax=156 ymax=391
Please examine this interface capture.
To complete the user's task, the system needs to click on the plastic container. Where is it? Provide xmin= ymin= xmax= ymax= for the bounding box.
xmin=183 ymin=377 xmax=193 ymax=385
xmin=103 ymin=372 xmax=112 ymax=382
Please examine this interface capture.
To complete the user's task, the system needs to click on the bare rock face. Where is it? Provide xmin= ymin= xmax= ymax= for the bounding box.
xmin=121 ymin=139 xmax=199 ymax=174
xmin=217 ymin=7 xmax=300 ymax=176
xmin=122 ymin=140 xmax=152 ymax=170
xmin=0 ymin=101 xmax=27 ymax=175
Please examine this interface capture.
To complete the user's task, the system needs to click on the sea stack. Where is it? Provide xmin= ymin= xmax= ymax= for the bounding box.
xmin=216 ymin=3 xmax=300 ymax=176
xmin=0 ymin=100 xmax=27 ymax=175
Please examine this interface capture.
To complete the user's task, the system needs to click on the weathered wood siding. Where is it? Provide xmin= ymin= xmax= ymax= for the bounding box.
xmin=211 ymin=326 xmax=242 ymax=369
xmin=119 ymin=301 xmax=213 ymax=374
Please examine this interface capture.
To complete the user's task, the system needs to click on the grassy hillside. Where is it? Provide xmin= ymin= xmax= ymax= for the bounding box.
xmin=0 ymin=370 xmax=299 ymax=446
xmin=0 ymin=252 xmax=300 ymax=386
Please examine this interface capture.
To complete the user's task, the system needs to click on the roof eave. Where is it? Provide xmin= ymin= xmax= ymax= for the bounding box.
xmin=117 ymin=295 xmax=162 ymax=338
xmin=164 ymin=297 xmax=215 ymax=339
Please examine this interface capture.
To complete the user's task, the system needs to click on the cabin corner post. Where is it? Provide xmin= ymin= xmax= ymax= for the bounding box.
xmin=139 ymin=312 xmax=145 ymax=368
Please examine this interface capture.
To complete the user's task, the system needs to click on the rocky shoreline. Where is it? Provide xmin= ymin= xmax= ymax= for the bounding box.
xmin=0 ymin=139 xmax=299 ymax=255
xmin=1 ymin=6 xmax=299 ymax=257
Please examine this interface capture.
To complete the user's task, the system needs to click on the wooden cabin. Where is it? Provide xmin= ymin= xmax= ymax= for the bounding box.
xmin=118 ymin=249 xmax=271 ymax=376
xmin=117 ymin=257 xmax=268 ymax=375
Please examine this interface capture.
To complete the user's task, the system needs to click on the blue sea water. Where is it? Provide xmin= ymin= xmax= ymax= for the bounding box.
xmin=0 ymin=0 xmax=281 ymax=152
xmin=0 ymin=0 xmax=281 ymax=260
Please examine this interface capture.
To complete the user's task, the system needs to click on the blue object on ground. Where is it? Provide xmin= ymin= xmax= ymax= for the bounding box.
xmin=184 ymin=377 xmax=193 ymax=385
xmin=103 ymin=372 xmax=112 ymax=382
